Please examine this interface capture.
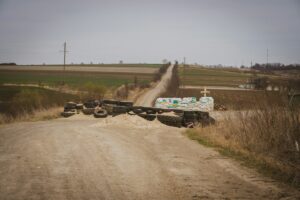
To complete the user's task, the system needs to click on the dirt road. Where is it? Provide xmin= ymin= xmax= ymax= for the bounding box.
xmin=0 ymin=114 xmax=299 ymax=200
xmin=135 ymin=64 xmax=174 ymax=107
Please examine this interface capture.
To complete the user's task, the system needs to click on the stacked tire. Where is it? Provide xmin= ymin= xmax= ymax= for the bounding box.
xmin=82 ymin=100 xmax=99 ymax=115
xmin=137 ymin=113 xmax=156 ymax=121
xmin=183 ymin=111 xmax=199 ymax=128
xmin=196 ymin=111 xmax=215 ymax=127
xmin=61 ymin=102 xmax=77 ymax=117
xmin=102 ymin=100 xmax=133 ymax=116
xmin=157 ymin=114 xmax=183 ymax=128
xmin=94 ymin=108 xmax=108 ymax=118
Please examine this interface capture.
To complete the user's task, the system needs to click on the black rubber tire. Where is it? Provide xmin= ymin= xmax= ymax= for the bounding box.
xmin=95 ymin=100 xmax=101 ymax=106
xmin=102 ymin=99 xmax=120 ymax=105
xmin=138 ymin=113 xmax=156 ymax=121
xmin=127 ymin=110 xmax=136 ymax=115
xmin=146 ymin=109 xmax=156 ymax=115
xmin=112 ymin=105 xmax=128 ymax=114
xmin=94 ymin=109 xmax=108 ymax=118
xmin=61 ymin=110 xmax=76 ymax=117
xmin=132 ymin=107 xmax=144 ymax=114
xmin=75 ymin=103 xmax=84 ymax=109
xmin=84 ymin=102 xmax=96 ymax=108
xmin=65 ymin=102 xmax=77 ymax=109
xmin=157 ymin=115 xmax=183 ymax=128
xmin=197 ymin=111 xmax=209 ymax=120
xmin=201 ymin=116 xmax=216 ymax=127
xmin=82 ymin=107 xmax=95 ymax=115
xmin=118 ymin=101 xmax=133 ymax=107
xmin=161 ymin=108 xmax=172 ymax=113
xmin=64 ymin=108 xmax=76 ymax=112
xmin=102 ymin=104 xmax=128 ymax=115
xmin=157 ymin=109 xmax=164 ymax=114
xmin=102 ymin=104 xmax=112 ymax=114
xmin=183 ymin=111 xmax=198 ymax=126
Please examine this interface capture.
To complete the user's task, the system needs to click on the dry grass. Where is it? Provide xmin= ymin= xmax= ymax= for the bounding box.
xmin=177 ymin=89 xmax=293 ymax=110
xmin=0 ymin=86 xmax=79 ymax=124
xmin=186 ymin=106 xmax=300 ymax=188
xmin=0 ymin=107 xmax=61 ymax=124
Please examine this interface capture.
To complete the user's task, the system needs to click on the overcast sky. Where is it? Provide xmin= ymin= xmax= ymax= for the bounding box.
xmin=0 ymin=0 xmax=300 ymax=66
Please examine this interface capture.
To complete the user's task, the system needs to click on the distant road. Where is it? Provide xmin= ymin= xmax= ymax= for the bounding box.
xmin=135 ymin=64 xmax=174 ymax=106
xmin=0 ymin=65 xmax=157 ymax=74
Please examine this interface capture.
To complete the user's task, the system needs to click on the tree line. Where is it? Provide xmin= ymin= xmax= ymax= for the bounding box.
xmin=250 ymin=63 xmax=300 ymax=71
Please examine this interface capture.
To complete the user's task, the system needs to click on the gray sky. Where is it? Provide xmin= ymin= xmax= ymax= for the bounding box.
xmin=0 ymin=0 xmax=300 ymax=66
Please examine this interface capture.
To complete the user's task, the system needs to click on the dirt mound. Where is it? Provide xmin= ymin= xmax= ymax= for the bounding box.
xmin=93 ymin=114 xmax=165 ymax=129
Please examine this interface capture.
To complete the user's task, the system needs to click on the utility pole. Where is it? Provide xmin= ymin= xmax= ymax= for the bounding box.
xmin=266 ymin=48 xmax=269 ymax=67
xmin=60 ymin=42 xmax=68 ymax=85
xmin=183 ymin=57 xmax=186 ymax=89
xmin=63 ymin=42 xmax=67 ymax=71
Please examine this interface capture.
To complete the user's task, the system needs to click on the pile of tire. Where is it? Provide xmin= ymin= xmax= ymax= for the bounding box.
xmin=100 ymin=99 xmax=135 ymax=117
xmin=60 ymin=99 xmax=215 ymax=128
xmin=82 ymin=100 xmax=99 ymax=115
xmin=157 ymin=114 xmax=183 ymax=128
xmin=197 ymin=111 xmax=215 ymax=126
xmin=94 ymin=108 xmax=108 ymax=118
xmin=102 ymin=104 xmax=129 ymax=116
xmin=182 ymin=111 xmax=199 ymax=128
xmin=61 ymin=102 xmax=77 ymax=117
xmin=129 ymin=106 xmax=156 ymax=121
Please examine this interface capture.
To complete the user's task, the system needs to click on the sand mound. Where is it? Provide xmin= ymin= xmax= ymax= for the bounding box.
xmin=94 ymin=114 xmax=164 ymax=129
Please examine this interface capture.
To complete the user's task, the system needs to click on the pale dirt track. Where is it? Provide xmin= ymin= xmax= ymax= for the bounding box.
xmin=135 ymin=64 xmax=174 ymax=107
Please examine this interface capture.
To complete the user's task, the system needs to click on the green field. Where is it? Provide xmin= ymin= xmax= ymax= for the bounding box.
xmin=18 ymin=63 xmax=162 ymax=68
xmin=0 ymin=71 xmax=153 ymax=88
xmin=179 ymin=67 xmax=254 ymax=86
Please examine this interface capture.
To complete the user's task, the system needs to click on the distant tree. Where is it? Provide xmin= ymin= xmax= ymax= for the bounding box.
xmin=119 ymin=60 xmax=123 ymax=64
xmin=251 ymin=77 xmax=268 ymax=89
xmin=0 ymin=62 xmax=16 ymax=65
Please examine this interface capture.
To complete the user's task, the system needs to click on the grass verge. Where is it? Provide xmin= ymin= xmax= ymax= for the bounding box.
xmin=185 ymin=108 xmax=300 ymax=189
xmin=0 ymin=107 xmax=61 ymax=124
